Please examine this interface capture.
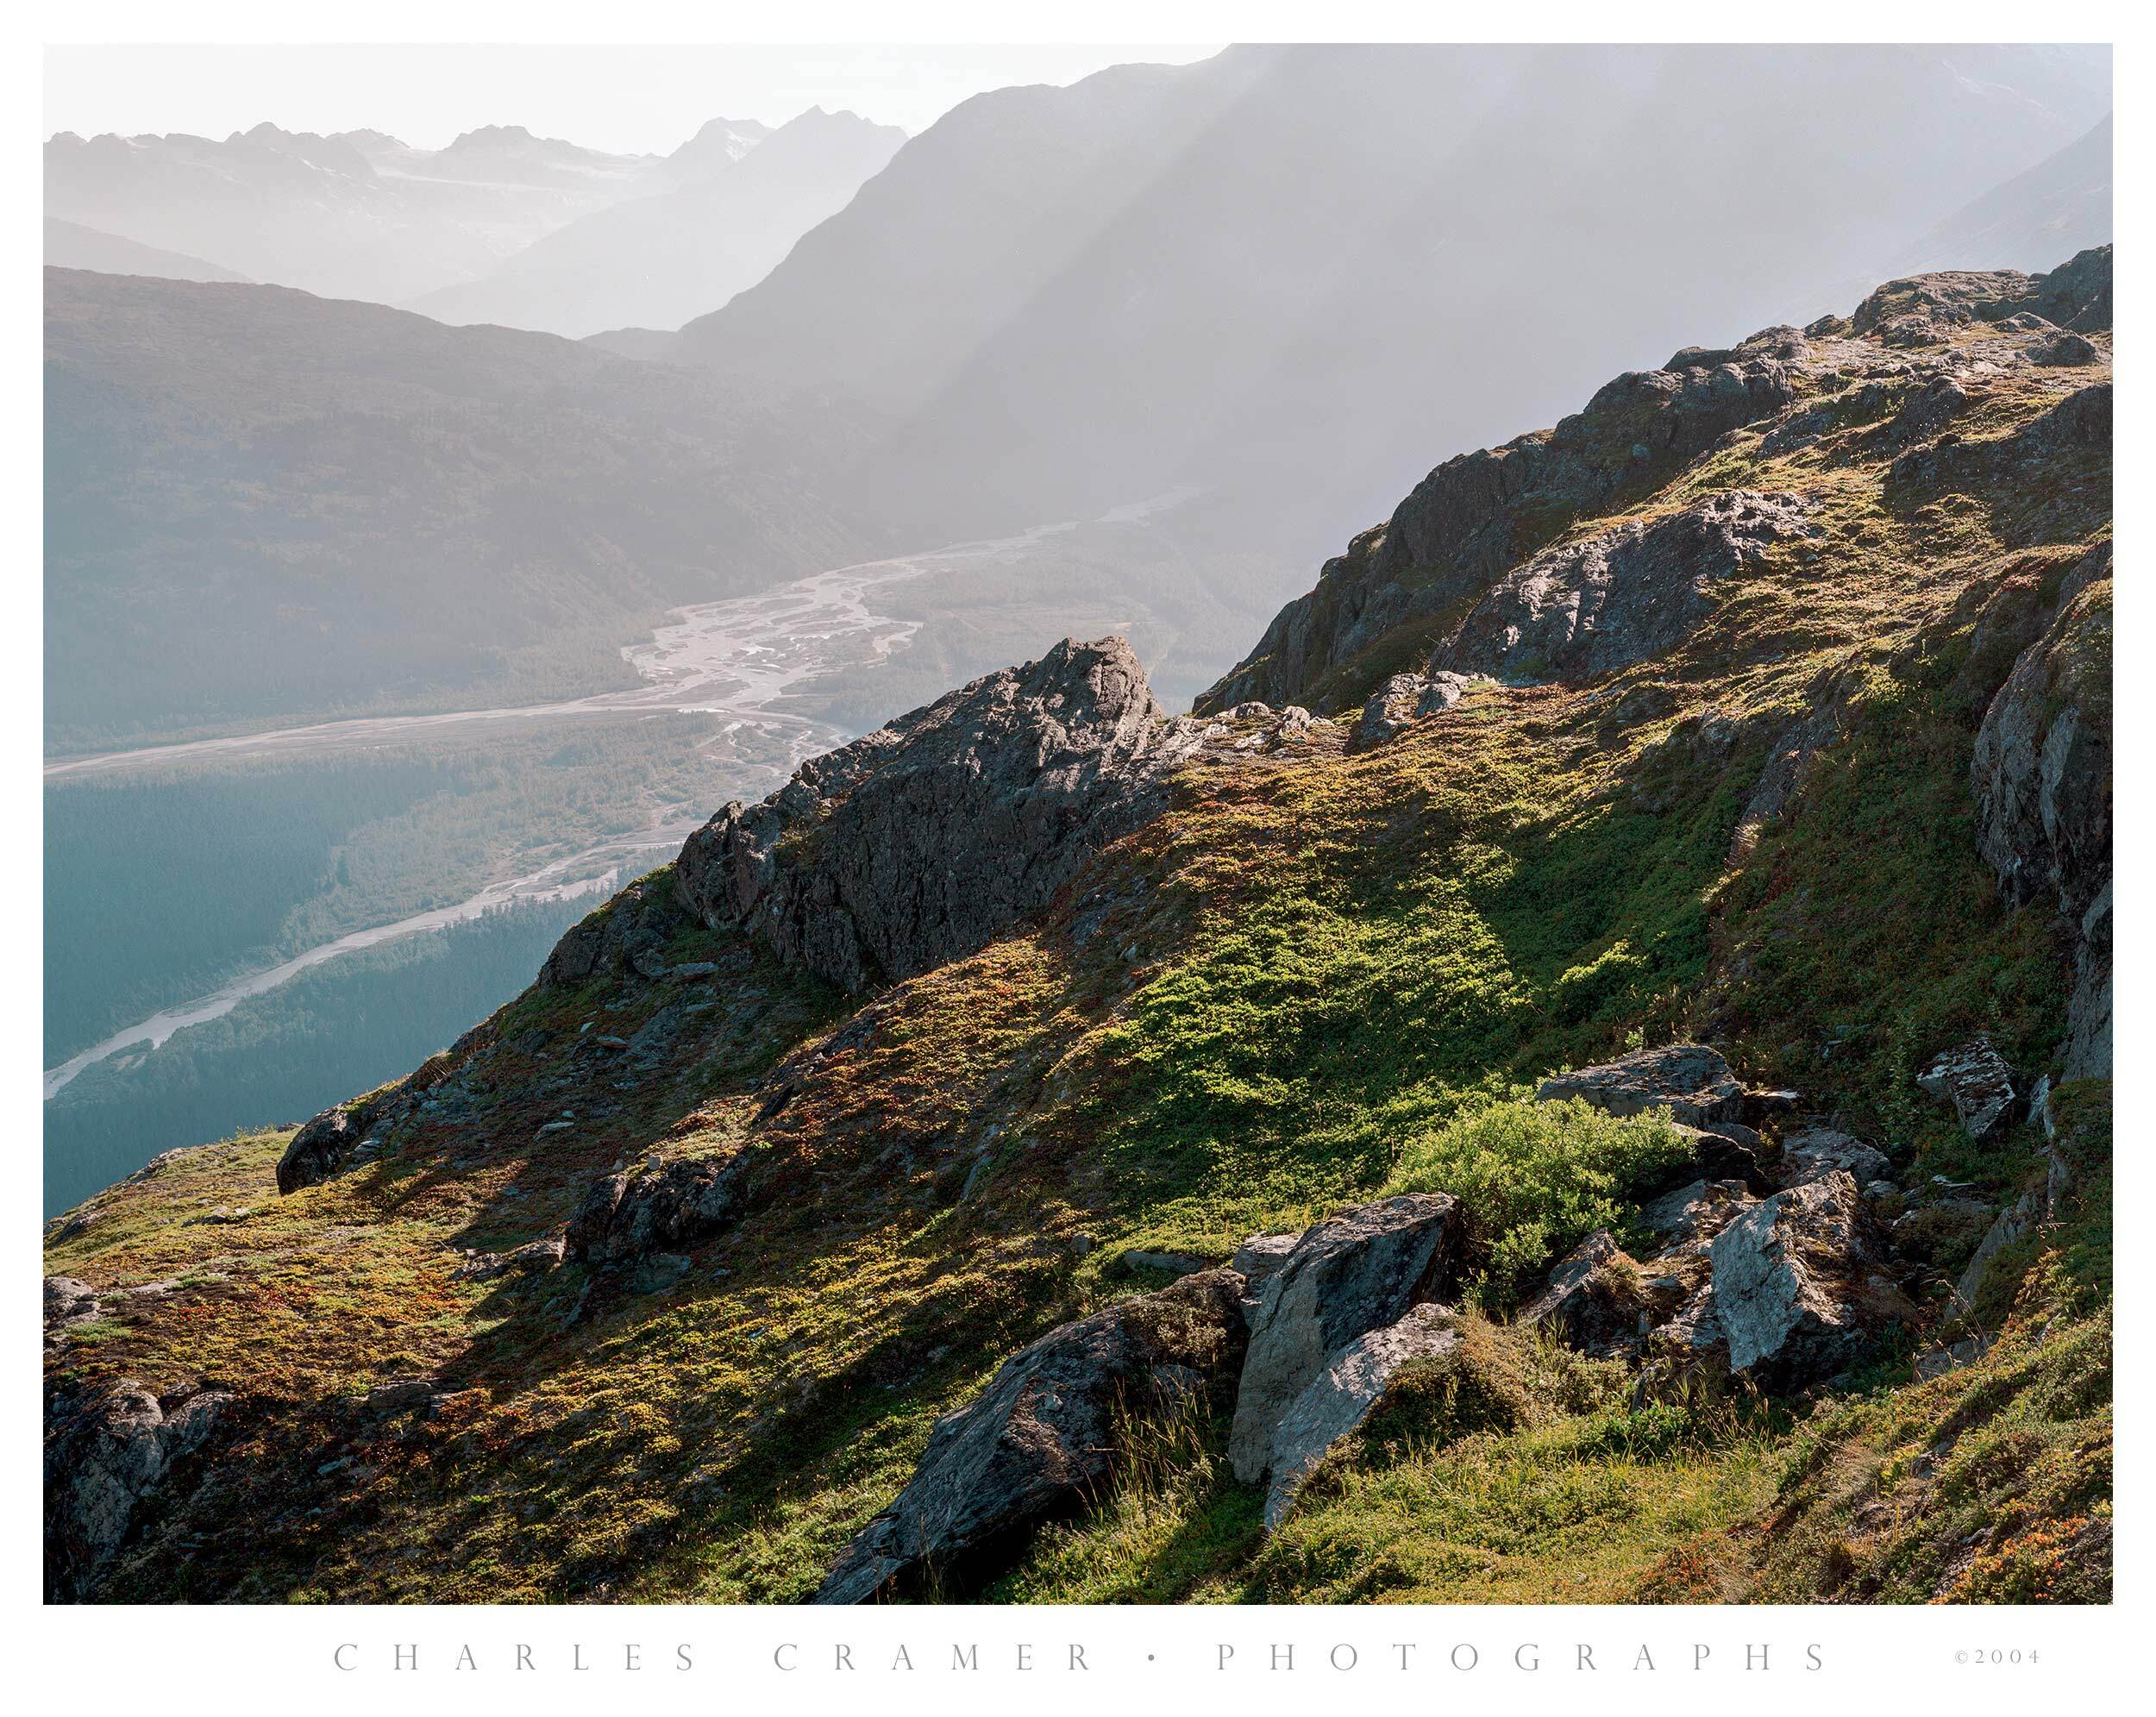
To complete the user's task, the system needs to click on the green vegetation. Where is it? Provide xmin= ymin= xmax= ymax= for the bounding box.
xmin=1386 ymin=1099 xmax=1688 ymax=1296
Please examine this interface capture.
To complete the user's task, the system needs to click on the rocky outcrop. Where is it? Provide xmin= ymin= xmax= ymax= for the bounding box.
xmin=1259 ymin=1303 xmax=1462 ymax=1528
xmin=815 ymin=1269 xmax=1248 ymax=1602
xmin=566 ymin=1152 xmax=748 ymax=1265
xmin=1849 ymin=249 xmax=2112 ymax=345
xmin=1520 ymin=1231 xmax=1645 ymax=1359
xmin=44 ymin=1275 xmax=101 ymax=1336
xmin=1195 ymin=336 xmax=1801 ymax=715
xmin=274 ymin=1041 xmax=473 ymax=1194
xmin=1228 ymin=1194 xmax=1463 ymax=1482
xmin=1355 ymin=670 xmax=1483 ymax=747
xmin=1432 ymin=491 xmax=1820 ymax=686
xmin=675 ymin=636 xmax=1207 ymax=993
xmin=1707 ymin=1171 xmax=1895 ymax=1389
xmin=1971 ymin=563 xmax=2112 ymax=1078
xmin=1917 ymin=1038 xmax=2018 ymax=1141
xmin=1777 ymin=1127 xmax=1891 ymax=1188
xmin=46 ymin=1383 xmax=232 ymax=1600
xmin=538 ymin=872 xmax=687 ymax=987
xmin=276 ymin=1100 xmax=374 ymax=1195
xmin=1533 ymin=1042 xmax=1743 ymax=1126
xmin=1201 ymin=251 xmax=2110 ymax=724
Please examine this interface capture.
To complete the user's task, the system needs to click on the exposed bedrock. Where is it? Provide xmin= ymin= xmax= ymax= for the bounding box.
xmin=676 ymin=636 xmax=1207 ymax=993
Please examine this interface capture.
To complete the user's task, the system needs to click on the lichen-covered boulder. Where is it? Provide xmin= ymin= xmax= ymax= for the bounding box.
xmin=1916 ymin=1038 xmax=2018 ymax=1141
xmin=1708 ymin=1170 xmax=1899 ymax=1388
xmin=814 ymin=1269 xmax=1248 ymax=1602
xmin=1534 ymin=1042 xmax=1744 ymax=1126
xmin=1228 ymin=1194 xmax=1463 ymax=1482
xmin=1260 ymin=1303 xmax=1463 ymax=1528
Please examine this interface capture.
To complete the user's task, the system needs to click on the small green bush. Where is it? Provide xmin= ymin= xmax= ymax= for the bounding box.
xmin=1385 ymin=1096 xmax=1690 ymax=1298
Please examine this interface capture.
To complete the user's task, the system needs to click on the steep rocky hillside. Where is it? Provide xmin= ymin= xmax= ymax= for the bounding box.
xmin=45 ymin=251 xmax=2111 ymax=1605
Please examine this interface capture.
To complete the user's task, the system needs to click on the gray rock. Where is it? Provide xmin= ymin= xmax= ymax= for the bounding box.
xmin=674 ymin=636 xmax=1206 ymax=993
xmin=1534 ymin=1042 xmax=1744 ymax=1126
xmin=1777 ymin=1126 xmax=1891 ymax=1187
xmin=1262 ymin=1303 xmax=1462 ymax=1528
xmin=815 ymin=1269 xmax=1247 ymax=1602
xmin=538 ymin=873 xmax=686 ymax=988
xmin=1355 ymin=670 xmax=1484 ymax=746
xmin=1951 ymin=1190 xmax=2046 ymax=1316
xmin=567 ymin=1153 xmax=747 ymax=1264
xmin=2028 ymin=330 xmax=2100 ymax=367
xmin=45 ymin=1384 xmax=231 ymax=1600
xmin=275 ymin=1102 xmax=369 ymax=1194
xmin=1914 ymin=1332 xmax=1993 ymax=1381
xmin=452 ymin=1233 xmax=567 ymax=1284
xmin=44 ymin=1275 xmax=100 ymax=1329
xmin=1519 ymin=1230 xmax=1643 ymax=1357
xmin=1228 ymin=1194 xmax=1463 ymax=1483
xmin=1971 ymin=567 xmax=2111 ymax=1079
xmin=1231 ymin=1232 xmax=1298 ymax=1301
xmin=1122 ymin=1250 xmax=1210 ymax=1277
xmin=1916 ymin=1038 xmax=2018 ymax=1141
xmin=1432 ymin=491 xmax=1820 ymax=686
xmin=1709 ymin=1170 xmax=1896 ymax=1388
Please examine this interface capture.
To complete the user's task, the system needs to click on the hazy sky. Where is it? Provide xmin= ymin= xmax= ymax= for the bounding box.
xmin=43 ymin=43 xmax=1226 ymax=152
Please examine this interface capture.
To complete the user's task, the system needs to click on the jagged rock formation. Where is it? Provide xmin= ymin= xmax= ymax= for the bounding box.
xmin=539 ymin=874 xmax=688 ymax=987
xmin=1202 ymin=248 xmax=2112 ymax=720
xmin=45 ymin=1384 xmax=231 ymax=1601
xmin=1259 ymin=1302 xmax=1463 ymax=1528
xmin=1432 ymin=490 xmax=1821 ymax=685
xmin=676 ymin=636 xmax=1208 ymax=993
xmin=1917 ymin=1038 xmax=2020 ymax=1140
xmin=1520 ymin=1230 xmax=1645 ymax=1359
xmin=1196 ymin=336 xmax=1802 ymax=713
xmin=1228 ymin=1194 xmax=1463 ymax=1483
xmin=1971 ymin=548 xmax=2112 ymax=1078
xmin=815 ymin=1268 xmax=1248 ymax=1602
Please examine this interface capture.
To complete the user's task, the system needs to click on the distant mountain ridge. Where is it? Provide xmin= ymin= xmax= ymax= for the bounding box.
xmin=404 ymin=108 xmax=905 ymax=338
xmin=44 ymin=112 xmax=778 ymax=304
xmin=42 ymin=216 xmax=249 ymax=284
xmin=1903 ymin=113 xmax=2113 ymax=275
